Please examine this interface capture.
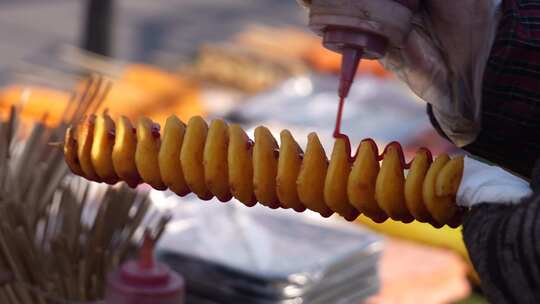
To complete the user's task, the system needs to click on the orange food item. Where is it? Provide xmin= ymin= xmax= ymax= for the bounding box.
xmin=122 ymin=64 xmax=182 ymax=96
xmin=64 ymin=116 xmax=464 ymax=228
xmin=146 ymin=90 xmax=205 ymax=126
xmin=0 ymin=85 xmax=71 ymax=126
xmin=96 ymin=81 xmax=158 ymax=119
xmin=304 ymin=45 xmax=391 ymax=78
xmin=97 ymin=64 xmax=202 ymax=121
xmin=0 ymin=64 xmax=204 ymax=126
xmin=232 ymin=25 xmax=391 ymax=80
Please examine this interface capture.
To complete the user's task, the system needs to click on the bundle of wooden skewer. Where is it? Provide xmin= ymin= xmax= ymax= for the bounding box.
xmin=0 ymin=76 xmax=170 ymax=303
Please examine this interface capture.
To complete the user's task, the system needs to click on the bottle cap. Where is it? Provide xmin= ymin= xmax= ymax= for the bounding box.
xmin=105 ymin=231 xmax=185 ymax=303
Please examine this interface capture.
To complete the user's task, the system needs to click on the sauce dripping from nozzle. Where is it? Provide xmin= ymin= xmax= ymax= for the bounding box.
xmin=338 ymin=47 xmax=363 ymax=101
xmin=332 ymin=47 xmax=417 ymax=170
xmin=333 ymin=47 xmax=363 ymax=160
xmin=333 ymin=96 xmax=353 ymax=159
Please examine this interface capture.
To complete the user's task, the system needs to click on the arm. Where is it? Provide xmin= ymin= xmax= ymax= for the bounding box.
xmin=429 ymin=2 xmax=540 ymax=301
xmin=299 ymin=0 xmax=540 ymax=300
xmin=424 ymin=0 xmax=540 ymax=179
xmin=463 ymin=198 xmax=540 ymax=304
xmin=454 ymin=152 xmax=540 ymax=304
xmin=429 ymin=101 xmax=540 ymax=179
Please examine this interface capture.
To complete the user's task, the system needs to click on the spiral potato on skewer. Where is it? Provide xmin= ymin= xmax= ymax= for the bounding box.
xmin=64 ymin=114 xmax=465 ymax=228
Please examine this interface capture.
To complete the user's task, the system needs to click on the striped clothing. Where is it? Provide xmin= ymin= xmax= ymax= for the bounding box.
xmin=463 ymin=0 xmax=540 ymax=179
xmin=428 ymin=0 xmax=540 ymax=303
xmin=429 ymin=0 xmax=540 ymax=179
xmin=463 ymin=200 xmax=540 ymax=303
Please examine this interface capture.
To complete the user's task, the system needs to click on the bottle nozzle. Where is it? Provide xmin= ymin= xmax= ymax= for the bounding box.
xmin=339 ymin=47 xmax=362 ymax=99
xmin=139 ymin=230 xmax=154 ymax=270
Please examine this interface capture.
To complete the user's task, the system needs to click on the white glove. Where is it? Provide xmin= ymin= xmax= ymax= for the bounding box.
xmin=457 ymin=156 xmax=532 ymax=208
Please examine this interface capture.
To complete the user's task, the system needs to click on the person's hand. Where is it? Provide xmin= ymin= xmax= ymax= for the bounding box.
xmin=382 ymin=0 xmax=501 ymax=147
xmin=299 ymin=0 xmax=502 ymax=147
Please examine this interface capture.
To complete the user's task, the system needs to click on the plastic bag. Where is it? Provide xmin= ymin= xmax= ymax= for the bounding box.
xmin=298 ymin=0 xmax=503 ymax=147
xmin=382 ymin=0 xmax=503 ymax=147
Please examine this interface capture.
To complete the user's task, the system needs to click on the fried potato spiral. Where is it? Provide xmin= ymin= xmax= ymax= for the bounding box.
xmin=64 ymin=114 xmax=465 ymax=228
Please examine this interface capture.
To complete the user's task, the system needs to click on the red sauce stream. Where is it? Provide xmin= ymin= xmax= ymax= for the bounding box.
xmin=333 ymin=97 xmax=354 ymax=159
xmin=332 ymin=96 xmax=434 ymax=170
xmin=151 ymin=123 xmax=161 ymax=139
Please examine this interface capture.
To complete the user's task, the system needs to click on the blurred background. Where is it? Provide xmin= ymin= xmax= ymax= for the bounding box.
xmin=0 ymin=0 xmax=486 ymax=303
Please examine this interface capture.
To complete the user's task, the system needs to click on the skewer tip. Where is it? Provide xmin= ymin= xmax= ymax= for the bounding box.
xmin=48 ymin=141 xmax=64 ymax=148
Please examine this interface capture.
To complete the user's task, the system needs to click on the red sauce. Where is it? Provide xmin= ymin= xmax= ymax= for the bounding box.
xmin=151 ymin=123 xmax=161 ymax=139
xmin=333 ymin=96 xmax=355 ymax=161
xmin=269 ymin=204 xmax=280 ymax=210
xmin=88 ymin=114 xmax=96 ymax=125
xmin=246 ymin=139 xmax=254 ymax=150
xmin=320 ymin=209 xmax=334 ymax=218
xmin=332 ymin=96 xmax=433 ymax=170
xmin=333 ymin=97 xmax=346 ymax=138
xmin=344 ymin=210 xmax=360 ymax=222
xmin=381 ymin=142 xmax=410 ymax=170
xmin=293 ymin=205 xmax=307 ymax=213
xmin=361 ymin=138 xmax=380 ymax=160
xmin=273 ymin=148 xmax=280 ymax=159
xmin=333 ymin=96 xmax=356 ymax=161
xmin=108 ymin=128 xmax=116 ymax=140
xmin=418 ymin=147 xmax=434 ymax=163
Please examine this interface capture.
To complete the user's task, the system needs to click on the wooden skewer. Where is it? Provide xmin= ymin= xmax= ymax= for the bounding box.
xmin=0 ymin=76 xmax=170 ymax=303
xmin=47 ymin=142 xmax=64 ymax=148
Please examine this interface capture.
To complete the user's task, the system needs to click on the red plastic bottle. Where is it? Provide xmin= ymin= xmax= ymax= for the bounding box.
xmin=105 ymin=232 xmax=185 ymax=304
xmin=309 ymin=0 xmax=420 ymax=100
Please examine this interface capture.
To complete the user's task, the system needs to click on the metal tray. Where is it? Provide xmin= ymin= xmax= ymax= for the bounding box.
xmin=154 ymin=193 xmax=383 ymax=302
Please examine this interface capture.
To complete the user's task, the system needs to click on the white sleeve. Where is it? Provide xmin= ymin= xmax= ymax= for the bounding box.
xmin=456 ymin=156 xmax=532 ymax=208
